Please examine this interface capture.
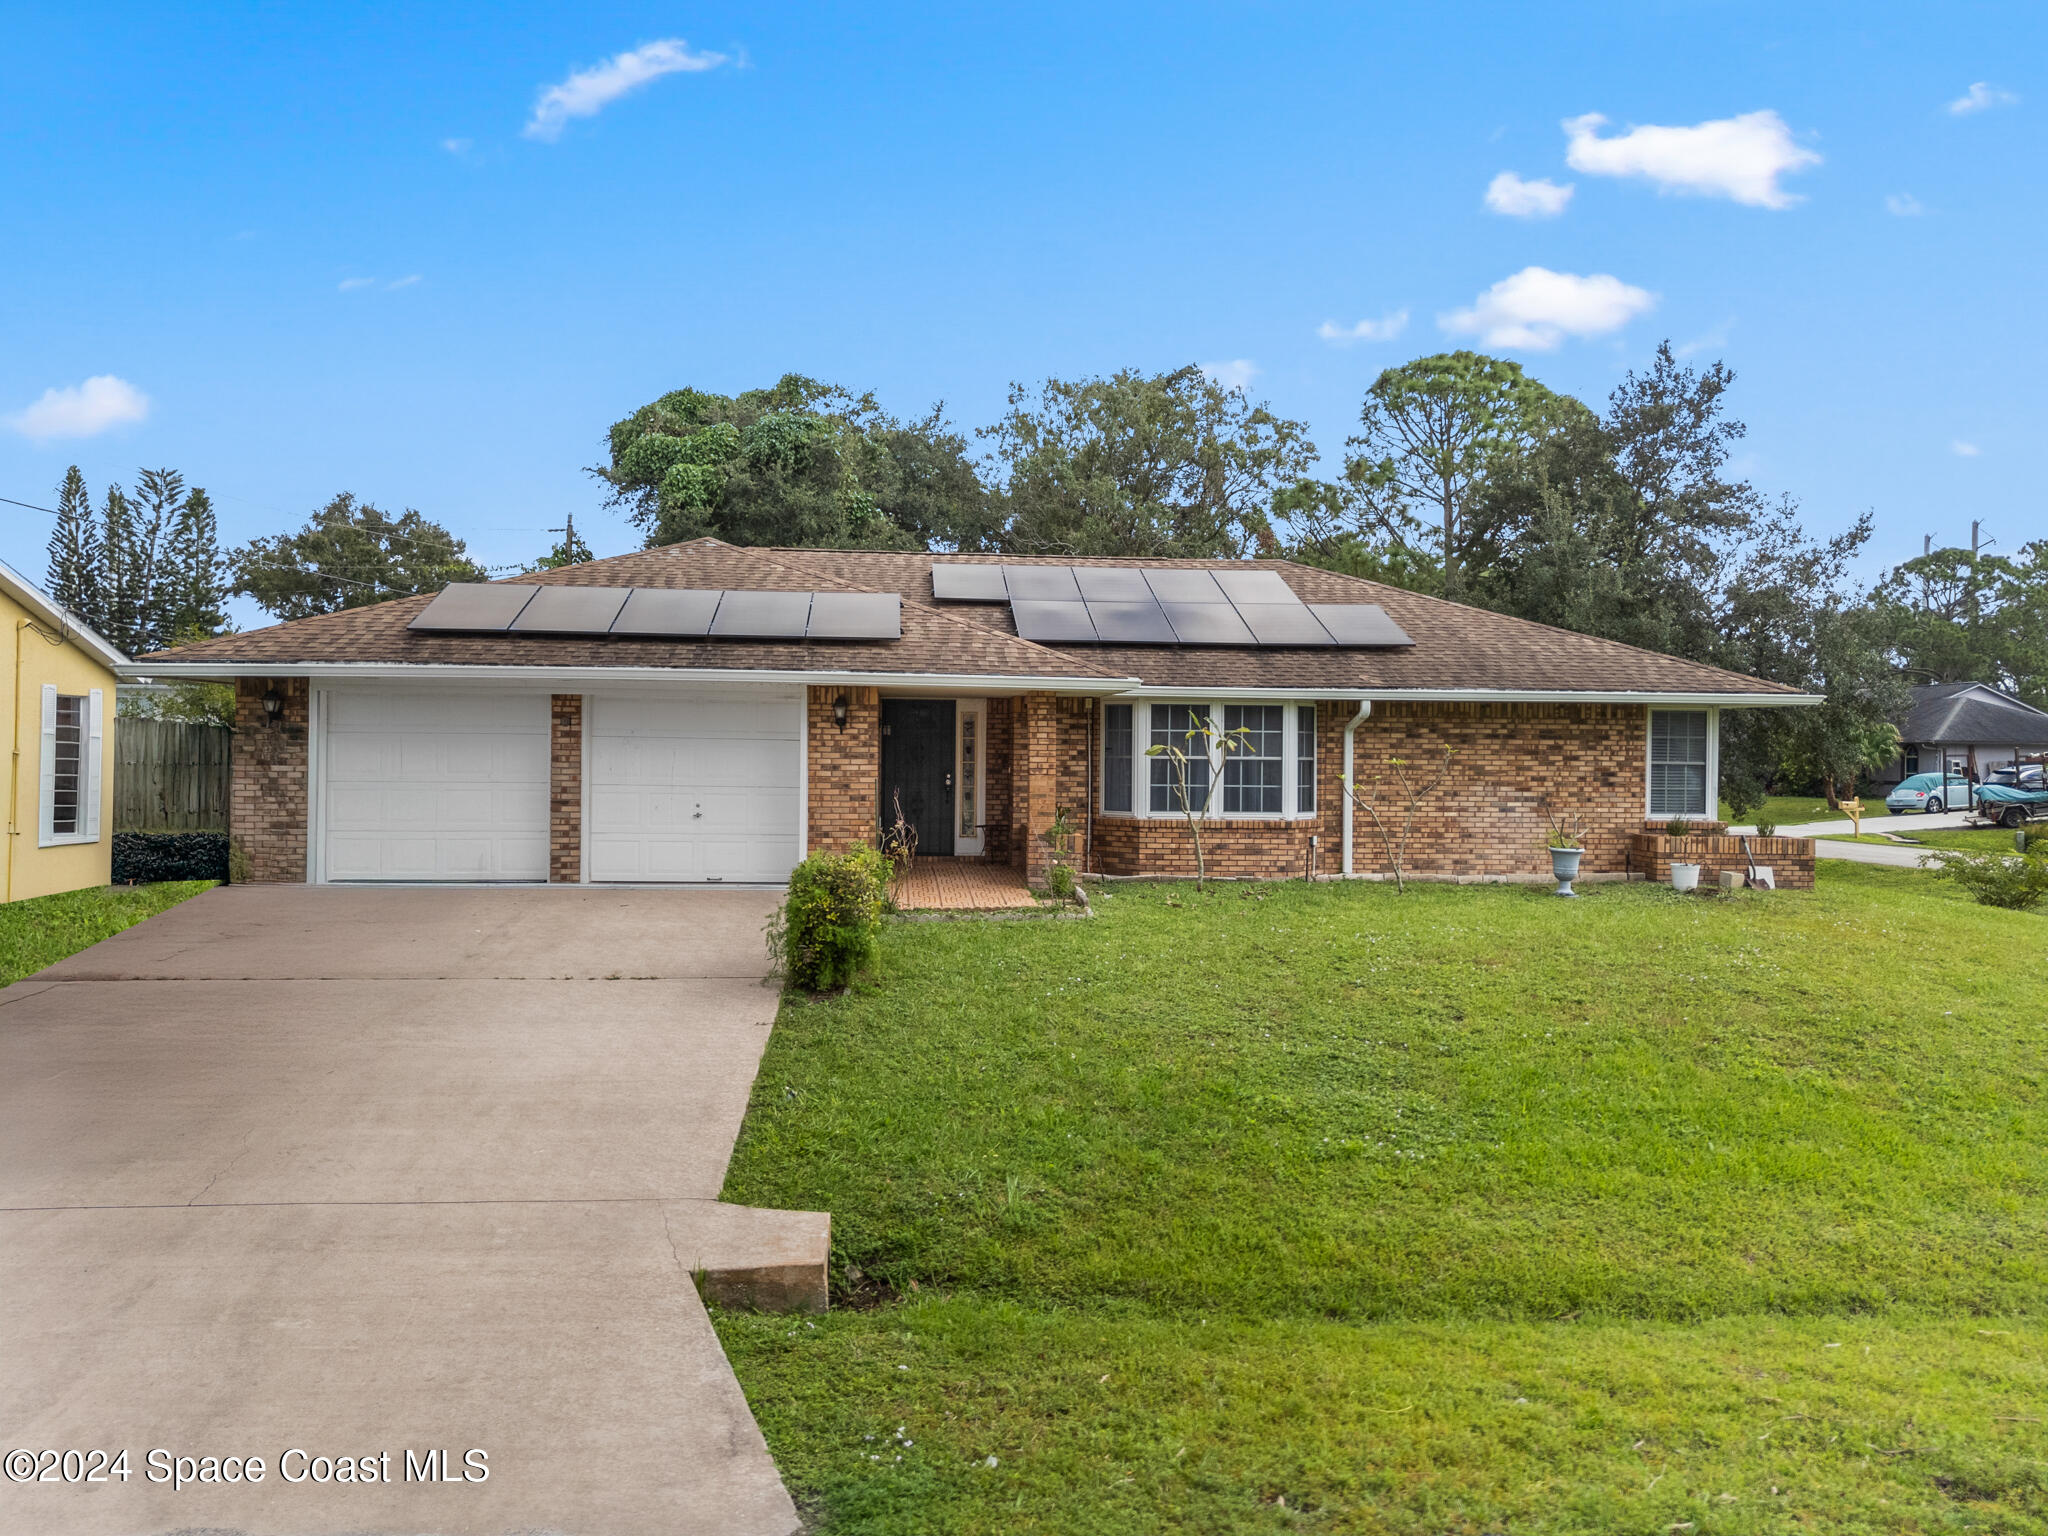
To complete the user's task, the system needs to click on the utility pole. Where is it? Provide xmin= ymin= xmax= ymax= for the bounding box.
xmin=546 ymin=512 xmax=579 ymax=566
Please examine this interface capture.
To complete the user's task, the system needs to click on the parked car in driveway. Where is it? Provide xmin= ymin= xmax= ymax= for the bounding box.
xmin=1987 ymin=763 xmax=2045 ymax=791
xmin=1885 ymin=772 xmax=1973 ymax=814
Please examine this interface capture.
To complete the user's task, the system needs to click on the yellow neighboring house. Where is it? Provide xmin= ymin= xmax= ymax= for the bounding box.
xmin=2 ymin=557 xmax=126 ymax=903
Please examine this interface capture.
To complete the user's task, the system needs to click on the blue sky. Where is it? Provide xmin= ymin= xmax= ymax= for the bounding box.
xmin=2 ymin=2 xmax=2040 ymax=625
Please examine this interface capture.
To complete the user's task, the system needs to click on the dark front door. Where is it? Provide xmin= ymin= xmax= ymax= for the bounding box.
xmin=880 ymin=699 xmax=956 ymax=856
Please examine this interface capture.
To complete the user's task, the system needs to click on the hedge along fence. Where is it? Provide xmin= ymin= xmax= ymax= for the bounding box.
xmin=115 ymin=718 xmax=230 ymax=831
xmin=113 ymin=832 xmax=231 ymax=884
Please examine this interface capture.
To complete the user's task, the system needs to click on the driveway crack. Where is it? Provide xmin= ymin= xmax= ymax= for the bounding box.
xmin=187 ymin=1129 xmax=258 ymax=1205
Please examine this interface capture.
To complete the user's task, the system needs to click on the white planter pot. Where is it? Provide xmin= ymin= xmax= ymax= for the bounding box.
xmin=1549 ymin=846 xmax=1584 ymax=897
xmin=1670 ymin=861 xmax=1702 ymax=893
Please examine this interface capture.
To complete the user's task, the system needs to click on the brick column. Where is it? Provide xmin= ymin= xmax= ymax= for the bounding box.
xmin=549 ymin=694 xmax=583 ymax=883
xmin=807 ymin=685 xmax=880 ymax=854
xmin=230 ymin=677 xmax=309 ymax=883
xmin=1017 ymin=691 xmax=1058 ymax=883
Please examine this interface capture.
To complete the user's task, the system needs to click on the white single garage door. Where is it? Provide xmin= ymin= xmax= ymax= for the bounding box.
xmin=588 ymin=690 xmax=802 ymax=884
xmin=320 ymin=689 xmax=550 ymax=882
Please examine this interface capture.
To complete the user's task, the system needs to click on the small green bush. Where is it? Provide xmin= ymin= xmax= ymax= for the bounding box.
xmin=1664 ymin=818 xmax=1694 ymax=838
xmin=1754 ymin=818 xmax=1778 ymax=837
xmin=1045 ymin=862 xmax=1075 ymax=899
xmin=1930 ymin=847 xmax=2048 ymax=911
xmin=767 ymin=843 xmax=891 ymax=991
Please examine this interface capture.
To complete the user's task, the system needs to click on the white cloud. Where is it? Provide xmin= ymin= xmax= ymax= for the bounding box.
xmin=1676 ymin=318 xmax=1734 ymax=358
xmin=1199 ymin=359 xmax=1259 ymax=392
xmin=1484 ymin=172 xmax=1573 ymax=218
xmin=386 ymin=274 xmax=422 ymax=290
xmin=1440 ymin=267 xmax=1656 ymax=350
xmin=1316 ymin=308 xmax=1410 ymax=345
xmin=441 ymin=137 xmax=473 ymax=156
xmin=7 ymin=375 xmax=151 ymax=441
xmin=1949 ymin=82 xmax=2018 ymax=115
xmin=524 ymin=39 xmax=728 ymax=141
xmin=1885 ymin=192 xmax=1925 ymax=216
xmin=1563 ymin=110 xmax=1820 ymax=209
xmin=338 ymin=276 xmax=376 ymax=291
xmin=1951 ymin=439 xmax=1981 ymax=457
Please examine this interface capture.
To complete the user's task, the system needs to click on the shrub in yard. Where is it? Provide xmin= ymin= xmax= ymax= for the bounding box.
xmin=1930 ymin=846 xmax=2048 ymax=911
xmin=767 ymin=843 xmax=891 ymax=991
xmin=112 ymin=831 xmax=229 ymax=884
xmin=1754 ymin=818 xmax=1778 ymax=837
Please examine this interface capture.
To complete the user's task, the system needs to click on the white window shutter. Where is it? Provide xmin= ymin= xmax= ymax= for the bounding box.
xmin=84 ymin=688 xmax=104 ymax=840
xmin=38 ymin=684 xmax=58 ymax=846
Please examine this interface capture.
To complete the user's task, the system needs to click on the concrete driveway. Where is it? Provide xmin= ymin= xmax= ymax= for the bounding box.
xmin=1 ymin=885 xmax=817 ymax=1536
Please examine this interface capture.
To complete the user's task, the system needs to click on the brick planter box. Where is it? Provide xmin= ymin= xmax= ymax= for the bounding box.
xmin=1628 ymin=832 xmax=1816 ymax=891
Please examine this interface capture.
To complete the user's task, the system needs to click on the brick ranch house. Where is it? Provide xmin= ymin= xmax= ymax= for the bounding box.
xmin=133 ymin=540 xmax=1815 ymax=888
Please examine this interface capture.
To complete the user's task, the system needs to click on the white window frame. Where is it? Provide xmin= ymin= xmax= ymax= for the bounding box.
xmin=38 ymin=683 xmax=103 ymax=847
xmin=954 ymin=698 xmax=987 ymax=857
xmin=1100 ymin=698 xmax=1316 ymax=822
xmin=1645 ymin=706 xmax=1718 ymax=820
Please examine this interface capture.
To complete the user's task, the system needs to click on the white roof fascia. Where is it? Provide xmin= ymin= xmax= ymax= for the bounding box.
xmin=115 ymin=659 xmax=1144 ymax=696
xmin=1105 ymin=685 xmax=1821 ymax=707
xmin=0 ymin=556 xmax=128 ymax=669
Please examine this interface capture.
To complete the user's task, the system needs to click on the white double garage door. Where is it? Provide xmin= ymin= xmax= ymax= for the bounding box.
xmin=318 ymin=686 xmax=803 ymax=884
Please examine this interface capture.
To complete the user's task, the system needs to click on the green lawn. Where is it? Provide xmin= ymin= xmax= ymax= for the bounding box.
xmin=1721 ymin=793 xmax=1842 ymax=827
xmin=715 ymin=865 xmax=2048 ymax=1534
xmin=1818 ymin=828 xmax=2031 ymax=855
xmin=0 ymin=881 xmax=213 ymax=986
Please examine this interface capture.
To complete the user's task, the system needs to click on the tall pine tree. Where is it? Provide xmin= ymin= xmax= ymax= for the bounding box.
xmin=98 ymin=486 xmax=138 ymax=654
xmin=163 ymin=486 xmax=228 ymax=639
xmin=45 ymin=465 xmax=104 ymax=629
xmin=122 ymin=467 xmax=185 ymax=653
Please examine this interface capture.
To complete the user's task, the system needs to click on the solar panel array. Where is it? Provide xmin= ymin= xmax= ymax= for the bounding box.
xmin=409 ymin=584 xmax=901 ymax=641
xmin=929 ymin=564 xmax=1414 ymax=649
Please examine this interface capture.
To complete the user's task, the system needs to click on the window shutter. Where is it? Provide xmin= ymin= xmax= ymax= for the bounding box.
xmin=84 ymin=688 xmax=104 ymax=840
xmin=38 ymin=684 xmax=58 ymax=846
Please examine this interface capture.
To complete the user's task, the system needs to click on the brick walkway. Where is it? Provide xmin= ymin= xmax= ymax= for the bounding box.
xmin=891 ymin=858 xmax=1040 ymax=911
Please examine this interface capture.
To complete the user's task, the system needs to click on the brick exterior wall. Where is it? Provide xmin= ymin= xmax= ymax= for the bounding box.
xmin=230 ymin=677 xmax=309 ymax=883
xmin=1081 ymin=700 xmax=1657 ymax=883
xmin=549 ymin=694 xmax=583 ymax=883
xmin=1343 ymin=701 xmax=1648 ymax=880
xmin=984 ymin=699 xmax=1016 ymax=863
xmin=807 ymin=685 xmax=881 ymax=854
xmin=1628 ymin=832 xmax=1817 ymax=891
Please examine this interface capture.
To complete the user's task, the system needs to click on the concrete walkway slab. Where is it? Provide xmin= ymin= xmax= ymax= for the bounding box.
xmin=1 ymin=978 xmax=775 ymax=1207
xmin=34 ymin=883 xmax=784 ymax=980
xmin=1 ymin=1200 xmax=798 ymax=1536
xmin=0 ymin=884 xmax=812 ymax=1536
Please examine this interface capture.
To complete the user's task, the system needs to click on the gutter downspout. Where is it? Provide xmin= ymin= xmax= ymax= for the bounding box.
xmin=1341 ymin=698 xmax=1372 ymax=877
xmin=6 ymin=620 xmax=26 ymax=905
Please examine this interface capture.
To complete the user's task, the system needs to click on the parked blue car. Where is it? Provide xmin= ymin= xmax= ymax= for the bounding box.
xmin=1884 ymin=772 xmax=1972 ymax=814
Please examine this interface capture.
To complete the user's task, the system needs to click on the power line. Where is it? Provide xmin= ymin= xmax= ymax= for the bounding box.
xmin=1 ymin=494 xmax=61 ymax=516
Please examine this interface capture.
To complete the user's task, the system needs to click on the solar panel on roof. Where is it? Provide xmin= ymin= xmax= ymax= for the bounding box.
xmin=1011 ymin=599 xmax=1099 ymax=643
xmin=1308 ymin=604 xmax=1414 ymax=647
xmin=1002 ymin=564 xmax=1084 ymax=601
xmin=507 ymin=584 xmax=630 ymax=634
xmin=710 ymin=590 xmax=812 ymax=638
xmin=1234 ymin=603 xmax=1337 ymax=647
xmin=408 ymin=583 xmax=539 ymax=632
xmin=610 ymin=587 xmax=722 ymax=637
xmin=931 ymin=564 xmax=1009 ymax=601
xmin=806 ymin=591 xmax=902 ymax=640
xmin=1143 ymin=569 xmax=1227 ymax=604
xmin=1072 ymin=567 xmax=1154 ymax=602
xmin=1160 ymin=602 xmax=1256 ymax=645
xmin=1213 ymin=569 xmax=1296 ymax=605
xmin=1085 ymin=600 xmax=1177 ymax=643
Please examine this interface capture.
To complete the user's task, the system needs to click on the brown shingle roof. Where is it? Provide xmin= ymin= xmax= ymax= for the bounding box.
xmin=144 ymin=539 xmax=1804 ymax=698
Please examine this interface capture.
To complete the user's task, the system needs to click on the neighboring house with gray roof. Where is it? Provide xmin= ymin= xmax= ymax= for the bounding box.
xmin=1879 ymin=682 xmax=2048 ymax=787
xmin=134 ymin=539 xmax=1815 ymax=887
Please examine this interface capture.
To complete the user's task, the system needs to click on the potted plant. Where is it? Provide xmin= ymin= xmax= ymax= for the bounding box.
xmin=1543 ymin=808 xmax=1585 ymax=898
xmin=1664 ymin=818 xmax=1702 ymax=892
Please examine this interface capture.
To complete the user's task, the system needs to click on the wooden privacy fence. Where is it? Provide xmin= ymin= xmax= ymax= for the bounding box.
xmin=115 ymin=718 xmax=231 ymax=831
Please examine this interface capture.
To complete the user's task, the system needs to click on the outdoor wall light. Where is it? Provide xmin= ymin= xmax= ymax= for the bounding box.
xmin=261 ymin=688 xmax=285 ymax=726
xmin=832 ymin=694 xmax=851 ymax=731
